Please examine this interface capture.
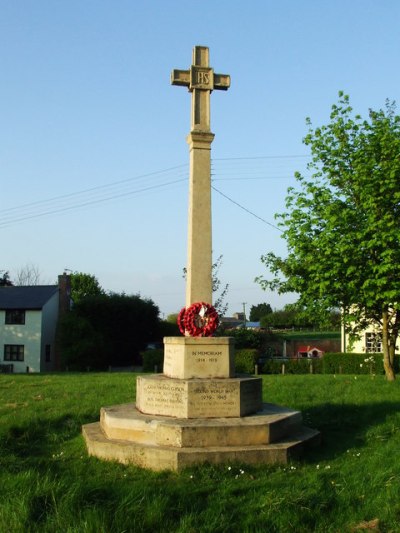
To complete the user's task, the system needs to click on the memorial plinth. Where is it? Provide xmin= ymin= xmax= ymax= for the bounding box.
xmin=83 ymin=336 xmax=320 ymax=471
xmin=163 ymin=336 xmax=234 ymax=379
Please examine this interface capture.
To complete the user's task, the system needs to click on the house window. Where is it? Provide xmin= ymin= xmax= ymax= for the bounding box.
xmin=4 ymin=344 xmax=25 ymax=362
xmin=5 ymin=310 xmax=25 ymax=325
xmin=365 ymin=332 xmax=382 ymax=353
xmin=45 ymin=344 xmax=51 ymax=362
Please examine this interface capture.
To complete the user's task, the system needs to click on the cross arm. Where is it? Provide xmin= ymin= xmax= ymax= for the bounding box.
xmin=214 ymin=73 xmax=230 ymax=91
xmin=171 ymin=69 xmax=190 ymax=87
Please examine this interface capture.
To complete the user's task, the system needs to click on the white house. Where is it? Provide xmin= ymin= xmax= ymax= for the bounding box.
xmin=0 ymin=274 xmax=71 ymax=373
xmin=341 ymin=324 xmax=383 ymax=354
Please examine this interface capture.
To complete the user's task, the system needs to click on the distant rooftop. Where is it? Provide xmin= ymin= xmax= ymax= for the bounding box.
xmin=0 ymin=285 xmax=58 ymax=309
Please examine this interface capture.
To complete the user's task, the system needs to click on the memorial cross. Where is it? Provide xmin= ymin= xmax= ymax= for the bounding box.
xmin=171 ymin=46 xmax=230 ymax=309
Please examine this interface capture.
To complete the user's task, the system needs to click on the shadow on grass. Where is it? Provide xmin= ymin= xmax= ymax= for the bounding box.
xmin=2 ymin=400 xmax=400 ymax=471
xmin=303 ymin=400 xmax=400 ymax=461
xmin=0 ymin=411 xmax=96 ymax=473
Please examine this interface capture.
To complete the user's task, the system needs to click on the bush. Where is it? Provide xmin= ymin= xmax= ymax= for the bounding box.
xmin=261 ymin=358 xmax=323 ymax=375
xmin=257 ymin=353 xmax=400 ymax=375
xmin=221 ymin=328 xmax=265 ymax=349
xmin=322 ymin=352 xmax=398 ymax=375
xmin=235 ymin=349 xmax=259 ymax=374
xmin=141 ymin=349 xmax=164 ymax=372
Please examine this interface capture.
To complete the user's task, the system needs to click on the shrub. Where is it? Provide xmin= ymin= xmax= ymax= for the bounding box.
xmin=142 ymin=349 xmax=164 ymax=372
xmin=261 ymin=358 xmax=323 ymax=375
xmin=322 ymin=352 xmax=398 ymax=375
xmin=221 ymin=328 xmax=265 ymax=349
xmin=258 ymin=353 xmax=400 ymax=375
xmin=235 ymin=349 xmax=259 ymax=374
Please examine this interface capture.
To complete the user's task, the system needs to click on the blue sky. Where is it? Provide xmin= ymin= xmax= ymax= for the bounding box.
xmin=2 ymin=1 xmax=400 ymax=317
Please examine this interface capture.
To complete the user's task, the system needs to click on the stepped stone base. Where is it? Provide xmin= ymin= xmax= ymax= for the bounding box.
xmin=82 ymin=402 xmax=320 ymax=471
xmin=136 ymin=374 xmax=262 ymax=418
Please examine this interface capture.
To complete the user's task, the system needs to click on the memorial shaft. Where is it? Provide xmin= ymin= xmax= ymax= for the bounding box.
xmin=171 ymin=46 xmax=230 ymax=308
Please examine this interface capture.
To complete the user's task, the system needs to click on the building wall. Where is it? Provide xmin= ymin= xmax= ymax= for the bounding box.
xmin=41 ymin=292 xmax=59 ymax=371
xmin=341 ymin=322 xmax=384 ymax=354
xmin=0 ymin=309 xmax=42 ymax=372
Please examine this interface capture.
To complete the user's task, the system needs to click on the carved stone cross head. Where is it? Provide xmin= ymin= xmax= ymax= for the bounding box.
xmin=171 ymin=46 xmax=230 ymax=132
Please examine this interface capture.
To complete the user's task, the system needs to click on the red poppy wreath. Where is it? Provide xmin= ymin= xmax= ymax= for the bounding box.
xmin=177 ymin=302 xmax=219 ymax=337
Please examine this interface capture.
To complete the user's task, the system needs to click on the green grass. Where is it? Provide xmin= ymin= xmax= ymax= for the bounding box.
xmin=1 ymin=373 xmax=400 ymax=532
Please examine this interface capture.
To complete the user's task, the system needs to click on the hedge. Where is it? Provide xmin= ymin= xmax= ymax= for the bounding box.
xmin=141 ymin=349 xmax=398 ymax=376
xmin=141 ymin=349 xmax=164 ymax=372
xmin=259 ymin=353 xmax=399 ymax=375
xmin=234 ymin=349 xmax=259 ymax=374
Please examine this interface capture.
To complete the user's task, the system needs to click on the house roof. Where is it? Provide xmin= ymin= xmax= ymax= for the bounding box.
xmin=0 ymin=285 xmax=58 ymax=310
xmin=297 ymin=345 xmax=323 ymax=353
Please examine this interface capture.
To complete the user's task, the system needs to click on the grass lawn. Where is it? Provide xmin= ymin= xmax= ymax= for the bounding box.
xmin=1 ymin=373 xmax=400 ymax=532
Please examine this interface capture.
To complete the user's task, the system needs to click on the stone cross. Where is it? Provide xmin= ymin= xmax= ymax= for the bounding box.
xmin=171 ymin=46 xmax=230 ymax=308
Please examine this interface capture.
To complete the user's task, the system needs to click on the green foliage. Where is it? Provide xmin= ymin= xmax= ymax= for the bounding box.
xmin=69 ymin=271 xmax=104 ymax=304
xmin=159 ymin=319 xmax=179 ymax=337
xmin=258 ymin=353 xmax=399 ymax=375
xmin=257 ymin=93 xmax=400 ymax=379
xmin=58 ymin=293 xmax=160 ymax=370
xmin=259 ymin=304 xmax=340 ymax=330
xmin=249 ymin=302 xmax=272 ymax=321
xmin=166 ymin=313 xmax=179 ymax=324
xmin=261 ymin=358 xmax=323 ymax=374
xmin=234 ymin=348 xmax=259 ymax=373
xmin=141 ymin=349 xmax=164 ymax=372
xmin=221 ymin=328 xmax=264 ymax=349
xmin=322 ymin=352 xmax=399 ymax=375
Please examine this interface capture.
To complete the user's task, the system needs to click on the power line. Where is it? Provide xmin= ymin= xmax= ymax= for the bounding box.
xmin=211 ymin=185 xmax=283 ymax=232
xmin=0 ymin=177 xmax=187 ymax=228
xmin=213 ymin=155 xmax=310 ymax=161
xmin=2 ymin=154 xmax=306 ymax=229
xmin=1 ymin=164 xmax=189 ymax=215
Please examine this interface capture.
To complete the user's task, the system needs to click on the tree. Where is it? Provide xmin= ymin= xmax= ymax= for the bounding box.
xmin=0 ymin=271 xmax=13 ymax=286
xmin=58 ymin=292 xmax=161 ymax=370
xmin=256 ymin=93 xmax=400 ymax=380
xmin=14 ymin=263 xmax=41 ymax=285
xmin=249 ymin=303 xmax=272 ymax=322
xmin=69 ymin=272 xmax=104 ymax=304
xmin=183 ymin=254 xmax=229 ymax=317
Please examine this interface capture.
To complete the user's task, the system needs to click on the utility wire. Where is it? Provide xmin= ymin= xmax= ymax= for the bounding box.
xmin=2 ymin=155 xmax=307 ymax=228
xmin=211 ymin=185 xmax=283 ymax=232
xmin=0 ymin=177 xmax=187 ymax=228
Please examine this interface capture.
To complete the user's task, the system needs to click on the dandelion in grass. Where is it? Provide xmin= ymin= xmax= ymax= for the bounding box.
xmin=325 ymin=465 xmax=331 ymax=470
xmin=316 ymin=465 xmax=320 ymax=469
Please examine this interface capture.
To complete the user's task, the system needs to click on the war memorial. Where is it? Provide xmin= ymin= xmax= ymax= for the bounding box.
xmin=82 ymin=46 xmax=319 ymax=471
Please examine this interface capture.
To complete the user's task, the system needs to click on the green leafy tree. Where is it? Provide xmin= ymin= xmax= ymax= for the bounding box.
xmin=256 ymin=93 xmax=400 ymax=381
xmin=249 ymin=303 xmax=272 ymax=322
xmin=58 ymin=293 xmax=160 ymax=370
xmin=69 ymin=272 xmax=104 ymax=303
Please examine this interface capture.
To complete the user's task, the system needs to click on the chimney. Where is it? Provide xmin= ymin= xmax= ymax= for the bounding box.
xmin=58 ymin=273 xmax=71 ymax=315
xmin=54 ymin=273 xmax=71 ymax=371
